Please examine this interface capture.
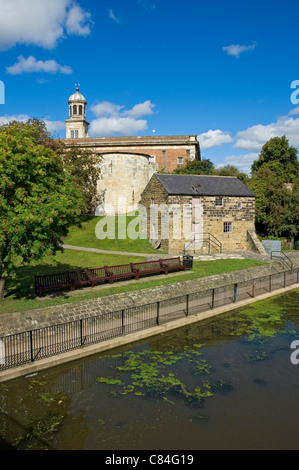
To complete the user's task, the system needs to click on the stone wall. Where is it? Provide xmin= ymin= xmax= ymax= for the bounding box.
xmin=201 ymin=195 xmax=256 ymax=252
xmin=96 ymin=153 xmax=157 ymax=214
xmin=0 ymin=261 xmax=285 ymax=337
xmin=141 ymin=177 xmax=256 ymax=254
xmin=70 ymin=135 xmax=200 ymax=173
xmin=140 ymin=174 xmax=169 ymax=251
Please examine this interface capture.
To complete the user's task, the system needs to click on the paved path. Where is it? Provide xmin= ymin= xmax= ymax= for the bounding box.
xmin=62 ymin=244 xmax=169 ymax=258
xmin=62 ymin=244 xmax=270 ymax=262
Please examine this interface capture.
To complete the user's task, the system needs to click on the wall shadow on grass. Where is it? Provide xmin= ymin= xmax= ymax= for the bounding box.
xmin=5 ymin=262 xmax=91 ymax=300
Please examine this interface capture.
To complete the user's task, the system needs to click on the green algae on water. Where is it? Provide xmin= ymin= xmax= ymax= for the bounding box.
xmin=95 ymin=348 xmax=223 ymax=406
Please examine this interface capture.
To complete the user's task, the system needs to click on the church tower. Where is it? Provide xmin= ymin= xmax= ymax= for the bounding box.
xmin=65 ymin=84 xmax=89 ymax=139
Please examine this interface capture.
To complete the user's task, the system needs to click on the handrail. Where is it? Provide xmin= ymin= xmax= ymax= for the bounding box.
xmin=184 ymin=233 xmax=222 ymax=254
xmin=271 ymin=251 xmax=293 ymax=271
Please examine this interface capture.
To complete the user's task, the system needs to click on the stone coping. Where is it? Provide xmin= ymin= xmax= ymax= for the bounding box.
xmin=0 ymin=260 xmax=287 ymax=337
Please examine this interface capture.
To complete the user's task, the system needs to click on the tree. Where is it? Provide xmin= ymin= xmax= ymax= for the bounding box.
xmin=248 ymin=167 xmax=299 ymax=242
xmin=213 ymin=164 xmax=249 ymax=183
xmin=251 ymin=136 xmax=299 ymax=182
xmin=173 ymin=158 xmax=215 ymax=175
xmin=27 ymin=118 xmax=102 ymax=212
xmin=61 ymin=145 xmax=102 ymax=212
xmin=0 ymin=120 xmax=87 ymax=299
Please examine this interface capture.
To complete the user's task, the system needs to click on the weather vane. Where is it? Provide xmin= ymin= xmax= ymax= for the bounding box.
xmin=75 ymin=81 xmax=80 ymax=90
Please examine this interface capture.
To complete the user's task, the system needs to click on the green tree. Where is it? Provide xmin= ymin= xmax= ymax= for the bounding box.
xmin=213 ymin=164 xmax=249 ymax=183
xmin=248 ymin=167 xmax=299 ymax=242
xmin=251 ymin=136 xmax=299 ymax=182
xmin=61 ymin=145 xmax=102 ymax=212
xmin=173 ymin=158 xmax=215 ymax=175
xmin=27 ymin=118 xmax=102 ymax=211
xmin=0 ymin=120 xmax=86 ymax=299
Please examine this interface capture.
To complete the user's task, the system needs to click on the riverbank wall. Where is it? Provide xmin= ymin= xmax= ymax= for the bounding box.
xmin=0 ymin=260 xmax=286 ymax=336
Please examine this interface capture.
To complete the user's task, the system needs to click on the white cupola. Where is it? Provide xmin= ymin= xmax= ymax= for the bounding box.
xmin=65 ymin=84 xmax=89 ymax=139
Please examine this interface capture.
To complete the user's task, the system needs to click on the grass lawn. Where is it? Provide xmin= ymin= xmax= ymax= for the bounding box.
xmin=63 ymin=215 xmax=167 ymax=254
xmin=0 ymin=250 xmax=265 ymax=315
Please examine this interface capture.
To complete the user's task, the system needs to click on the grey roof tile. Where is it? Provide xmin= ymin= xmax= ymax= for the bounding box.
xmin=155 ymin=174 xmax=255 ymax=197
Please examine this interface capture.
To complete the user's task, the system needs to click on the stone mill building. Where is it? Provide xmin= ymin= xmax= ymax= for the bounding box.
xmin=140 ymin=174 xmax=265 ymax=255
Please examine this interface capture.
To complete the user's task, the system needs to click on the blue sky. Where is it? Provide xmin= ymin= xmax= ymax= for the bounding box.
xmin=1 ymin=0 xmax=299 ymax=173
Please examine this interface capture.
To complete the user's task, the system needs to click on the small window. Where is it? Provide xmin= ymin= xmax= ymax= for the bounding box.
xmin=74 ymin=130 xmax=79 ymax=139
xmin=150 ymin=198 xmax=155 ymax=206
xmin=79 ymin=105 xmax=83 ymax=115
xmin=215 ymin=197 xmax=223 ymax=206
xmin=186 ymin=150 xmax=190 ymax=161
xmin=178 ymin=157 xmax=183 ymax=165
xmin=223 ymin=222 xmax=233 ymax=233
xmin=73 ymin=105 xmax=77 ymax=115
xmin=70 ymin=130 xmax=74 ymax=139
xmin=237 ymin=202 xmax=242 ymax=209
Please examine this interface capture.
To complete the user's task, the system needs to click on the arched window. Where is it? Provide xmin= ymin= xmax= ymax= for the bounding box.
xmin=79 ymin=105 xmax=83 ymax=115
xmin=73 ymin=105 xmax=77 ymax=115
xmin=69 ymin=106 xmax=72 ymax=116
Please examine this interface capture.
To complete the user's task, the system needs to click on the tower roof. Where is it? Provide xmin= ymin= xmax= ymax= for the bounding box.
xmin=68 ymin=84 xmax=87 ymax=103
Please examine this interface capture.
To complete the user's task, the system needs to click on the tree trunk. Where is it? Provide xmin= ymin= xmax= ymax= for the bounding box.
xmin=0 ymin=277 xmax=5 ymax=300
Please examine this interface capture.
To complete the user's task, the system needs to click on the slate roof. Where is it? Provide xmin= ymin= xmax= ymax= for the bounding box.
xmin=155 ymin=174 xmax=255 ymax=197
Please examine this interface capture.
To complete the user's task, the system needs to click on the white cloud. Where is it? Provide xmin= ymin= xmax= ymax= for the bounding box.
xmin=197 ymin=129 xmax=233 ymax=149
xmin=108 ymin=9 xmax=121 ymax=24
xmin=126 ymin=100 xmax=155 ymax=118
xmin=89 ymin=99 xmax=155 ymax=136
xmin=91 ymin=101 xmax=124 ymax=117
xmin=0 ymin=114 xmax=65 ymax=134
xmin=220 ymin=153 xmax=259 ymax=175
xmin=288 ymin=106 xmax=299 ymax=116
xmin=36 ymin=78 xmax=48 ymax=85
xmin=65 ymin=4 xmax=92 ymax=36
xmin=90 ymin=117 xmax=148 ymax=136
xmin=43 ymin=119 xmax=66 ymax=134
xmin=234 ymin=116 xmax=299 ymax=151
xmin=222 ymin=42 xmax=257 ymax=58
xmin=0 ymin=0 xmax=93 ymax=50
xmin=0 ymin=114 xmax=30 ymax=126
xmin=6 ymin=55 xmax=73 ymax=75
xmin=137 ymin=0 xmax=156 ymax=10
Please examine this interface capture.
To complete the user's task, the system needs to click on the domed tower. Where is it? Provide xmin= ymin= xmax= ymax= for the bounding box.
xmin=65 ymin=84 xmax=89 ymax=139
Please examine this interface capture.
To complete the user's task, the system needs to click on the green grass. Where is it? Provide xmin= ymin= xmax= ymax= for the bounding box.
xmin=63 ymin=215 xmax=167 ymax=254
xmin=0 ymin=251 xmax=265 ymax=315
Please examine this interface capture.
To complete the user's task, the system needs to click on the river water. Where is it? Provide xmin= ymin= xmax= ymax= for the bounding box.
xmin=1 ymin=289 xmax=299 ymax=450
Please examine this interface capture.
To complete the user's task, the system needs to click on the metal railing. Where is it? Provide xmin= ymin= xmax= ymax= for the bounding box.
xmin=271 ymin=251 xmax=294 ymax=271
xmin=0 ymin=267 xmax=298 ymax=372
xmin=184 ymin=232 xmax=222 ymax=254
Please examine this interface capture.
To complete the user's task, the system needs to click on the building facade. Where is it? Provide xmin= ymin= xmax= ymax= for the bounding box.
xmin=64 ymin=87 xmax=201 ymax=213
xmin=140 ymin=174 xmax=263 ymax=254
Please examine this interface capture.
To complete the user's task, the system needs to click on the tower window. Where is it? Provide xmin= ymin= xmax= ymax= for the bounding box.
xmin=73 ymin=105 xmax=77 ymax=115
xmin=69 ymin=106 xmax=72 ymax=116
xmin=71 ymin=130 xmax=74 ymax=139
xmin=79 ymin=105 xmax=83 ymax=115
xmin=74 ymin=130 xmax=79 ymax=139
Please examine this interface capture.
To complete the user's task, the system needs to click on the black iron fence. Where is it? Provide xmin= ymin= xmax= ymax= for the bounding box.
xmin=0 ymin=268 xmax=298 ymax=372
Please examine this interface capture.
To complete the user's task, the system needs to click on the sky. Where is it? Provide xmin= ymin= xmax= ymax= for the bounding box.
xmin=1 ymin=0 xmax=299 ymax=174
